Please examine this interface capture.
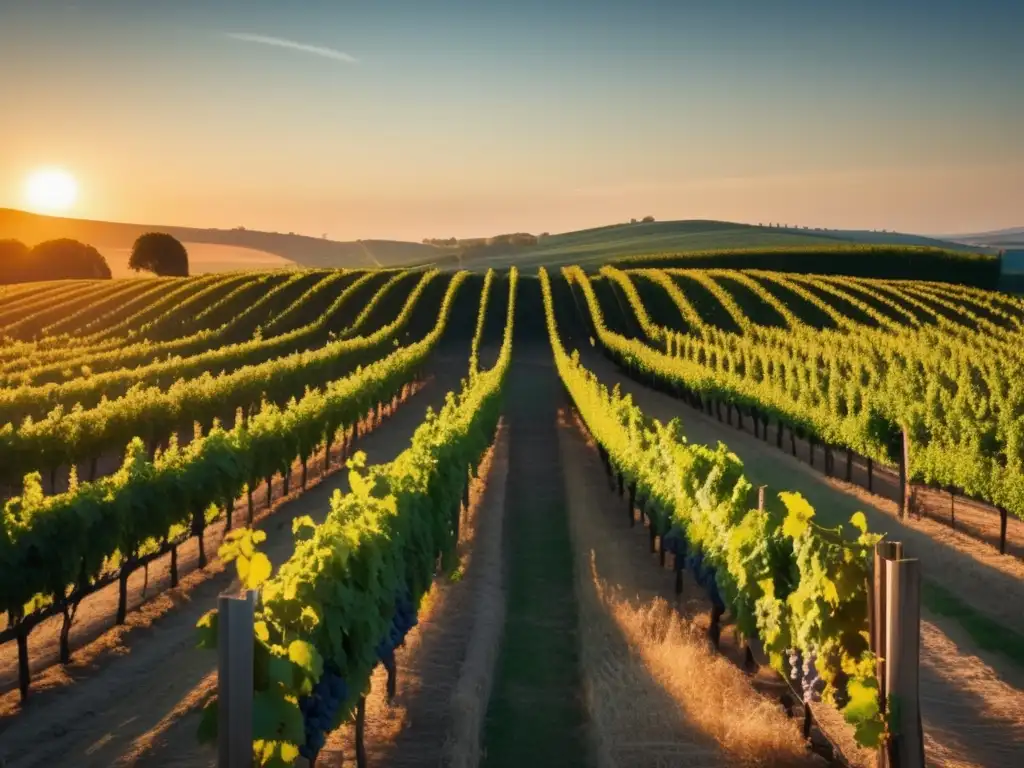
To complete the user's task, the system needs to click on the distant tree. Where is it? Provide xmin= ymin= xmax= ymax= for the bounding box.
xmin=29 ymin=239 xmax=111 ymax=280
xmin=641 ymin=215 xmax=655 ymax=223
xmin=630 ymin=218 xmax=637 ymax=224
xmin=0 ymin=239 xmax=31 ymax=283
xmin=129 ymin=232 xmax=189 ymax=276
xmin=539 ymin=232 xmax=550 ymax=238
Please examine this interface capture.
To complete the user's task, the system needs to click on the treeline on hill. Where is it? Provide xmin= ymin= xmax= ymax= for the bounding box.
xmin=614 ymin=245 xmax=1001 ymax=288
xmin=0 ymin=238 xmax=111 ymax=283
xmin=0 ymin=231 xmax=190 ymax=283
xmin=422 ymin=231 xmax=544 ymax=257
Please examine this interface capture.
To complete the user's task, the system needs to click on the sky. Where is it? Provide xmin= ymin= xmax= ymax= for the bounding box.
xmin=1 ymin=0 xmax=1022 ymax=240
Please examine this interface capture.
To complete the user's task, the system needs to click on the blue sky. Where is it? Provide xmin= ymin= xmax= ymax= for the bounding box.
xmin=1 ymin=0 xmax=1021 ymax=239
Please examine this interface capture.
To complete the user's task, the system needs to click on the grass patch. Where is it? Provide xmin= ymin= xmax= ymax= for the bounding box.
xmin=922 ymin=582 xmax=1024 ymax=667
xmin=482 ymin=363 xmax=587 ymax=767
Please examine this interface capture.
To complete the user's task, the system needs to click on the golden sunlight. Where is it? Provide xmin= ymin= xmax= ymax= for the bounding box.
xmin=24 ymin=168 xmax=78 ymax=214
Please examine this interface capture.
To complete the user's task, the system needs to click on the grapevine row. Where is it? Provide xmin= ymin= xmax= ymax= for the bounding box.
xmin=468 ymin=268 xmax=495 ymax=376
xmin=0 ymin=271 xmax=342 ymax=382
xmin=0 ymin=271 xmax=410 ymax=421
xmin=0 ymin=271 xmax=443 ymax=484
xmin=541 ymin=267 xmax=886 ymax=746
xmin=580 ymin=267 xmax=1024 ymax=522
xmin=1 ymin=271 xmax=471 ymax=661
xmin=196 ymin=268 xmax=518 ymax=765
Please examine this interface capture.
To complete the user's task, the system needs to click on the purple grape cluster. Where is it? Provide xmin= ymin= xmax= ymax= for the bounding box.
xmin=297 ymin=590 xmax=419 ymax=762
xmin=376 ymin=589 xmax=419 ymax=664
xmin=685 ymin=549 xmax=725 ymax=610
xmin=298 ymin=664 xmax=347 ymax=761
xmin=801 ymin=648 xmax=824 ymax=703
xmin=662 ymin=528 xmax=686 ymax=556
xmin=785 ymin=646 xmax=822 ymax=703
xmin=786 ymin=648 xmax=802 ymax=683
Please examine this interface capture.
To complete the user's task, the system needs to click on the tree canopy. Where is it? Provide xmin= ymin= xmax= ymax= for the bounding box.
xmin=0 ymin=238 xmax=111 ymax=283
xmin=129 ymin=232 xmax=190 ymax=276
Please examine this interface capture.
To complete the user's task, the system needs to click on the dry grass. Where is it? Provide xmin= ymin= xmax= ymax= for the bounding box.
xmin=559 ymin=408 xmax=818 ymax=768
xmin=576 ymin=556 xmax=817 ymax=768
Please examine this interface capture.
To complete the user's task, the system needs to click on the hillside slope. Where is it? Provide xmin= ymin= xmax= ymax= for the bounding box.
xmin=0 ymin=208 xmax=445 ymax=270
xmin=1 ymin=208 xmax=993 ymax=274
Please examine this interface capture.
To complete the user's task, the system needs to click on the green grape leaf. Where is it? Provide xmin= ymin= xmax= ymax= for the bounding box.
xmin=291 ymin=515 xmax=316 ymax=541
xmin=821 ymin=577 xmax=840 ymax=606
xmin=288 ymin=639 xmax=324 ymax=679
xmin=849 ymin=511 xmax=868 ymax=535
xmin=853 ymin=717 xmax=886 ymax=749
xmin=780 ymin=491 xmax=815 ymax=538
xmin=349 ymin=470 xmax=371 ymax=498
xmin=195 ymin=609 xmax=219 ymax=649
xmin=254 ymin=620 xmax=270 ymax=643
xmin=279 ymin=743 xmax=300 ymax=764
xmin=843 ymin=678 xmax=881 ymax=722
xmin=238 ymin=552 xmax=273 ymax=589
xmin=253 ymin=691 xmax=305 ymax=744
xmin=267 ymin=654 xmax=296 ymax=689
xmin=299 ymin=604 xmax=320 ymax=631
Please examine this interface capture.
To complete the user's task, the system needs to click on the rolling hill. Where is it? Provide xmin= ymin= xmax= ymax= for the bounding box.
xmin=0 ymin=208 xmax=446 ymax=272
xmin=943 ymin=226 xmax=1024 ymax=249
xmin=0 ymin=207 xmax=992 ymax=275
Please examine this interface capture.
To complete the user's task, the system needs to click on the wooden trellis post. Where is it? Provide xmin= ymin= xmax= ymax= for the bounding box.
xmin=871 ymin=542 xmax=924 ymax=768
xmin=219 ymin=590 xmax=255 ymax=768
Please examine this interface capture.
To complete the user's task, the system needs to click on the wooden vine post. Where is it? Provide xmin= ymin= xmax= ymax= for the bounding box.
xmin=898 ymin=427 xmax=910 ymax=519
xmin=999 ymin=507 xmax=1009 ymax=555
xmin=871 ymin=541 xmax=924 ymax=768
xmin=218 ymin=590 xmax=255 ymax=768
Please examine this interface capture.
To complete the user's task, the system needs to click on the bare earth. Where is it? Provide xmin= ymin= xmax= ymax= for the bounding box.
xmin=577 ymin=349 xmax=1024 ymax=768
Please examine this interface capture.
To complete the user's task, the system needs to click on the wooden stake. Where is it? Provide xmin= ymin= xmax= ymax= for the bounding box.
xmin=884 ymin=558 xmax=925 ymax=768
xmin=16 ymin=620 xmax=30 ymax=702
xmin=999 ymin=507 xmax=1009 ymax=555
xmin=898 ymin=428 xmax=911 ymax=517
xmin=170 ymin=543 xmax=179 ymax=588
xmin=218 ymin=591 xmax=255 ymax=768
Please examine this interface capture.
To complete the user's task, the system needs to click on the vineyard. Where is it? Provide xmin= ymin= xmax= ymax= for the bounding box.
xmin=0 ymin=264 xmax=1022 ymax=768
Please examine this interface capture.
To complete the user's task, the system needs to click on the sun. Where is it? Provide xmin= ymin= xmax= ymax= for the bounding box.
xmin=24 ymin=168 xmax=78 ymax=214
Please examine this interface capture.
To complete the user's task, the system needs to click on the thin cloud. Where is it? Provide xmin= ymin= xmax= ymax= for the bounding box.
xmin=226 ymin=33 xmax=358 ymax=64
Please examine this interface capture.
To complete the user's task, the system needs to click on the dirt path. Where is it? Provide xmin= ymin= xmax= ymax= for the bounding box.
xmin=481 ymin=347 xmax=589 ymax=768
xmin=0 ymin=354 xmax=470 ymax=768
xmin=557 ymin=403 xmax=818 ymax=767
xmin=579 ymin=350 xmax=1024 ymax=768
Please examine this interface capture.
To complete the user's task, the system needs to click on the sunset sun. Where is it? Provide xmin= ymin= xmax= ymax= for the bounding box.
xmin=24 ymin=168 xmax=78 ymax=214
